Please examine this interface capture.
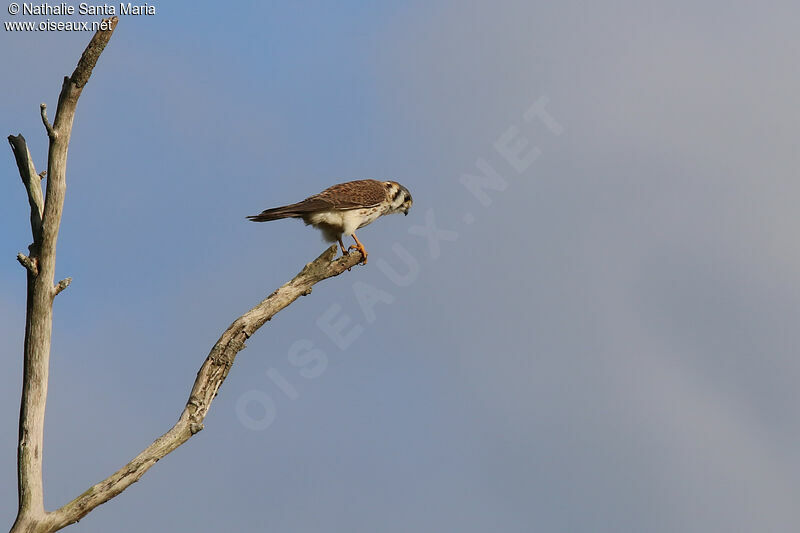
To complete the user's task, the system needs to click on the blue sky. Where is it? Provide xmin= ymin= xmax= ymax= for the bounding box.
xmin=2 ymin=1 xmax=800 ymax=531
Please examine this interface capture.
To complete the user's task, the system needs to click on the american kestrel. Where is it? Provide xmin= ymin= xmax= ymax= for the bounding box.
xmin=247 ymin=179 xmax=413 ymax=264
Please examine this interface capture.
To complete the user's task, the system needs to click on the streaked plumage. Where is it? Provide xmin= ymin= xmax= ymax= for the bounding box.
xmin=248 ymin=179 xmax=413 ymax=264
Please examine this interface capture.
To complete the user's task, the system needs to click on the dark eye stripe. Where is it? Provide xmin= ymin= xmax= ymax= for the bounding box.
xmin=391 ymin=187 xmax=403 ymax=202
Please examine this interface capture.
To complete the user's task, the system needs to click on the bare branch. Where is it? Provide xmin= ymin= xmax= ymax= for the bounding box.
xmin=10 ymin=18 xmax=118 ymax=533
xmin=40 ymin=104 xmax=56 ymax=139
xmin=45 ymin=246 xmax=363 ymax=530
xmin=70 ymin=17 xmax=118 ymax=89
xmin=17 ymin=254 xmax=39 ymax=276
xmin=53 ymin=278 xmax=72 ymax=296
xmin=9 ymin=14 xmax=370 ymax=533
xmin=7 ymin=135 xmax=44 ymax=243
xmin=53 ymin=16 xmax=118 ymax=132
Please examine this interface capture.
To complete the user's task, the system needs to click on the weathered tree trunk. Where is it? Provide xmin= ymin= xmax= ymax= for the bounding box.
xmin=9 ymin=17 xmax=119 ymax=533
xmin=7 ymin=19 xmax=364 ymax=533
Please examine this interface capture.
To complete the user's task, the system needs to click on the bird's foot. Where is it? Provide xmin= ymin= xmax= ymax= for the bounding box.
xmin=348 ymin=243 xmax=368 ymax=265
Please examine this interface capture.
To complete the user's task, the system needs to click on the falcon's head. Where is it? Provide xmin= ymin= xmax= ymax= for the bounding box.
xmin=384 ymin=180 xmax=413 ymax=216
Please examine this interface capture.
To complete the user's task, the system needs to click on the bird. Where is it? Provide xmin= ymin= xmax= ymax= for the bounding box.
xmin=247 ymin=179 xmax=413 ymax=264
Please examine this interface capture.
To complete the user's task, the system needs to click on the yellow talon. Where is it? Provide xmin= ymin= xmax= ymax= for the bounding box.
xmin=348 ymin=234 xmax=368 ymax=264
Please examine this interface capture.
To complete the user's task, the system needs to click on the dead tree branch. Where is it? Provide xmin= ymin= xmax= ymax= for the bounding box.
xmin=53 ymin=278 xmax=72 ymax=296
xmin=39 ymin=105 xmax=56 ymax=140
xmin=43 ymin=246 xmax=363 ymax=530
xmin=8 ymin=16 xmax=367 ymax=533
xmin=9 ymin=17 xmax=118 ymax=533
xmin=15 ymin=254 xmax=38 ymax=276
xmin=7 ymin=135 xmax=44 ymax=244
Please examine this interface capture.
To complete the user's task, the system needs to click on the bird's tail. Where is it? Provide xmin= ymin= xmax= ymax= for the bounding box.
xmin=247 ymin=204 xmax=306 ymax=222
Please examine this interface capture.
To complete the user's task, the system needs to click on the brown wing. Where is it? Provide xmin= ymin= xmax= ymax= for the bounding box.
xmin=311 ymin=179 xmax=388 ymax=209
xmin=247 ymin=179 xmax=388 ymax=222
